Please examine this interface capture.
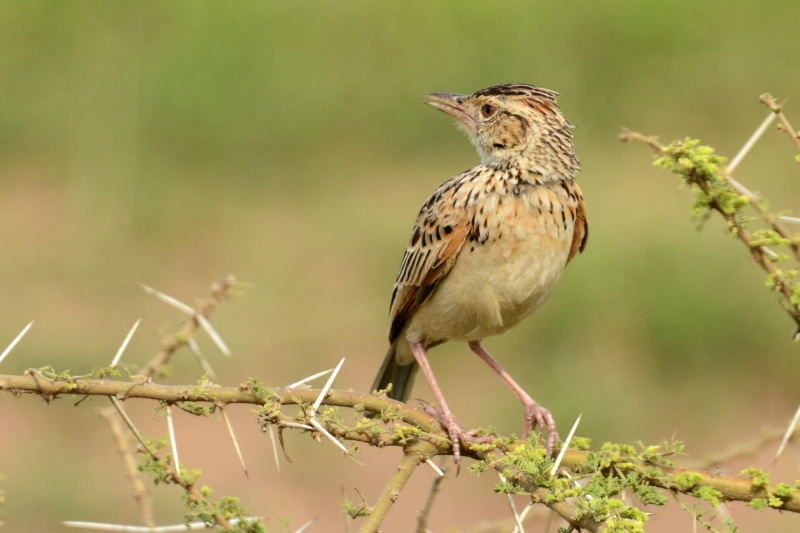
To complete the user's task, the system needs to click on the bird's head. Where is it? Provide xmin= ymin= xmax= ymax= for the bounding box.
xmin=424 ymin=83 xmax=579 ymax=177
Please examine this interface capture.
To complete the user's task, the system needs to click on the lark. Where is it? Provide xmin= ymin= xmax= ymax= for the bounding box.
xmin=371 ymin=83 xmax=587 ymax=466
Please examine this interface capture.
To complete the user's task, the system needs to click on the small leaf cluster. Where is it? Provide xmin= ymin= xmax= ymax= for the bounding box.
xmin=135 ymin=436 xmax=265 ymax=532
xmin=484 ymin=437 xmax=747 ymax=533
xmin=339 ymin=496 xmax=371 ymax=519
xmin=494 ymin=440 xmax=664 ymax=532
xmin=246 ymin=378 xmax=274 ymax=403
xmin=740 ymin=468 xmax=800 ymax=511
xmin=653 ymin=138 xmax=742 ymax=223
xmin=183 ymin=489 xmax=266 ymax=533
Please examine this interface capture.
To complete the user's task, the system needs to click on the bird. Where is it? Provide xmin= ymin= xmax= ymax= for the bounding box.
xmin=370 ymin=83 xmax=588 ymax=466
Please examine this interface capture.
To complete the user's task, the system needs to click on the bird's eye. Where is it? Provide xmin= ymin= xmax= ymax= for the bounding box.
xmin=481 ymin=104 xmax=496 ymax=118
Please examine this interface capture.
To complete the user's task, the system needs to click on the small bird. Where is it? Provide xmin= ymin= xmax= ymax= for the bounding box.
xmin=371 ymin=83 xmax=587 ymax=466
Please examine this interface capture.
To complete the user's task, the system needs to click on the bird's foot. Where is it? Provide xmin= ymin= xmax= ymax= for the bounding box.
xmin=417 ymin=400 xmax=495 ymax=473
xmin=521 ymin=400 xmax=559 ymax=455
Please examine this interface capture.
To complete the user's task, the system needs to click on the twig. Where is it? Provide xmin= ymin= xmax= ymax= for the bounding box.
xmin=488 ymin=457 xmax=603 ymax=533
xmin=139 ymin=276 xmax=234 ymax=380
xmin=98 ymin=279 xmax=234 ymax=528
xmin=415 ymin=463 xmax=447 ymax=533
xmin=362 ymin=446 xmax=434 ymax=533
xmin=99 ymin=410 xmax=154 ymax=527
xmin=761 ymin=93 xmax=800 ymax=153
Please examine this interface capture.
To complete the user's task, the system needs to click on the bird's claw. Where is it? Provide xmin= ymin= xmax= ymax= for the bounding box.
xmin=522 ymin=401 xmax=559 ymax=455
xmin=416 ymin=399 xmax=495 ymax=473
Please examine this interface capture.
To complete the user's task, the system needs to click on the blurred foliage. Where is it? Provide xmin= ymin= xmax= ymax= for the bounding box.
xmin=1 ymin=1 xmax=799 ymax=531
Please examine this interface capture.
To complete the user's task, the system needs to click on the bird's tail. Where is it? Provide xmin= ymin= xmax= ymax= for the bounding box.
xmin=371 ymin=341 xmax=418 ymax=403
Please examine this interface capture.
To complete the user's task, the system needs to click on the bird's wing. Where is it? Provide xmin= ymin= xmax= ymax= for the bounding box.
xmin=388 ymin=175 xmax=474 ymax=343
xmin=566 ymin=182 xmax=588 ymax=264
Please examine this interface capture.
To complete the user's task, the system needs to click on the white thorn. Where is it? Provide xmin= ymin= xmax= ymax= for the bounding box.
xmin=293 ymin=517 xmax=317 ymax=533
xmin=63 ymin=517 xmax=263 ymax=531
xmin=310 ymin=418 xmax=350 ymax=454
xmin=779 ymin=216 xmax=800 ymax=225
xmin=196 ymin=314 xmax=232 ymax=359
xmin=282 ymin=421 xmax=314 ymax=430
xmin=268 ymin=424 xmax=281 ymax=475
xmin=109 ymin=397 xmax=155 ymax=457
xmin=166 ymin=405 xmax=181 ymax=481
xmin=187 ymin=337 xmax=218 ymax=383
xmin=551 ymin=411 xmax=583 ymax=476
xmin=425 ymin=458 xmax=444 ymax=477
xmin=775 ymin=402 xmax=800 ymax=462
xmin=111 ymin=317 xmax=143 ymax=368
xmin=510 ymin=503 xmax=534 ymax=533
xmin=0 ymin=320 xmax=35 ymax=366
xmin=727 ymin=110 xmax=776 ymax=175
xmin=311 ymin=357 xmax=345 ymax=415
xmin=499 ymin=473 xmax=524 ymax=533
xmin=287 ymin=368 xmax=334 ymax=388
xmin=221 ymin=407 xmax=248 ymax=478
xmin=725 ymin=175 xmax=758 ymax=202
xmin=762 ymin=246 xmax=781 ymax=260
xmin=137 ymin=283 xmax=196 ymax=315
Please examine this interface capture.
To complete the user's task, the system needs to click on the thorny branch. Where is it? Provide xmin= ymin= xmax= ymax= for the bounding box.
xmin=3 ymin=372 xmax=800 ymax=527
xmin=94 ymin=276 xmax=237 ymax=528
xmin=139 ymin=276 xmax=236 ymax=381
xmin=620 ymin=111 xmax=800 ymax=336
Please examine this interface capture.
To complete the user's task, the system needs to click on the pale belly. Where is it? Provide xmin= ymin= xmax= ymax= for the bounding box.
xmin=405 ymin=220 xmax=572 ymax=344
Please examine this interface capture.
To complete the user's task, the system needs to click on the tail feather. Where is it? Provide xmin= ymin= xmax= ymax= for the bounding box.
xmin=371 ymin=342 xmax=418 ymax=403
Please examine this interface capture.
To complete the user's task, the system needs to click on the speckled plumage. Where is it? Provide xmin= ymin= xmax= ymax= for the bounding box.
xmin=371 ymin=83 xmax=587 ymax=465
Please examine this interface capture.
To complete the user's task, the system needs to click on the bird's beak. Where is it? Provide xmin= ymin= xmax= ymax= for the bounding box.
xmin=423 ymin=93 xmax=476 ymax=128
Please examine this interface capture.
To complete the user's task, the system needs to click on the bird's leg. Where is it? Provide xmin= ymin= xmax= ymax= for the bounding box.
xmin=409 ymin=341 xmax=473 ymax=470
xmin=468 ymin=341 xmax=559 ymax=454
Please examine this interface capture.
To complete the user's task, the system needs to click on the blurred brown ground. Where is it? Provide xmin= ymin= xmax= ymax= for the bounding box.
xmin=1 ymin=1 xmax=800 ymax=531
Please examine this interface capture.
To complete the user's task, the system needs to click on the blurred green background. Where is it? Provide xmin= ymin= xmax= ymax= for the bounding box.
xmin=1 ymin=1 xmax=800 ymax=531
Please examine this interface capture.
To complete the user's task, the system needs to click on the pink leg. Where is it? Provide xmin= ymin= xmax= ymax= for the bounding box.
xmin=410 ymin=341 xmax=486 ymax=470
xmin=468 ymin=341 xmax=559 ymax=454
